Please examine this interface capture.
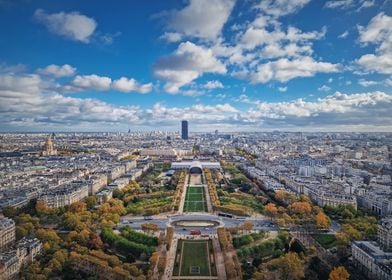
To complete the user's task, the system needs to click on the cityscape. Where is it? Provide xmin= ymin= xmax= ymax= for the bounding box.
xmin=0 ymin=1 xmax=392 ymax=280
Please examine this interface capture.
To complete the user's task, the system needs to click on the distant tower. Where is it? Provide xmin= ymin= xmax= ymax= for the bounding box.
xmin=181 ymin=120 xmax=188 ymax=140
xmin=42 ymin=134 xmax=58 ymax=156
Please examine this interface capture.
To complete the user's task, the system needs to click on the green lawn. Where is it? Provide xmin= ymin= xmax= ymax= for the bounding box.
xmin=312 ymin=233 xmax=338 ymax=249
xmin=184 ymin=186 xmax=207 ymax=212
xmin=173 ymin=240 xmax=216 ymax=277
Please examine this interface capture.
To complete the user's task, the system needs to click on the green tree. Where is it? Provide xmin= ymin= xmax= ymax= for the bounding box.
xmin=3 ymin=206 xmax=18 ymax=218
xmin=267 ymin=252 xmax=304 ymax=280
xmin=85 ymin=195 xmax=97 ymax=209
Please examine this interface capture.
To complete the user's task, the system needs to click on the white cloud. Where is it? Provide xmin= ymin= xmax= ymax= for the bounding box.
xmin=165 ymin=0 xmax=235 ymax=40
xmin=318 ymin=85 xmax=331 ymax=91
xmin=255 ymin=0 xmax=311 ymax=17
xmin=0 ymin=73 xmax=45 ymax=96
xmin=358 ymin=78 xmax=392 ymax=87
xmin=278 ymin=86 xmax=287 ymax=92
xmin=112 ymin=77 xmax=153 ymax=94
xmin=357 ymin=0 xmax=376 ymax=10
xmin=215 ymin=93 xmax=227 ymax=99
xmin=357 ymin=13 xmax=392 ymax=74
xmin=71 ymin=74 xmax=112 ymax=91
xmin=328 ymin=78 xmax=334 ymax=83
xmin=154 ymin=0 xmax=337 ymax=88
xmin=99 ymin=32 xmax=121 ymax=45
xmin=241 ymin=91 xmax=392 ymax=130
xmin=324 ymin=0 xmax=375 ymax=10
xmin=203 ymin=80 xmax=224 ymax=89
xmin=159 ymin=32 xmax=182 ymax=43
xmin=235 ymin=94 xmax=254 ymax=104
xmin=338 ymin=31 xmax=349 ymax=38
xmin=37 ymin=64 xmax=76 ymax=78
xmin=66 ymin=74 xmax=153 ymax=94
xmin=324 ymin=0 xmax=354 ymax=9
xmin=1 ymin=71 xmax=391 ymax=131
xmin=250 ymin=57 xmax=339 ymax=84
xmin=240 ymin=23 xmax=325 ymax=52
xmin=357 ymin=54 xmax=392 ymax=74
xmin=34 ymin=9 xmax=97 ymax=43
xmin=358 ymin=79 xmax=379 ymax=86
xmin=153 ymin=41 xmax=226 ymax=93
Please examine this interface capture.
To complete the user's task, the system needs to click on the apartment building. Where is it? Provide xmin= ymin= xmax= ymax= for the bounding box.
xmin=0 ymin=218 xmax=15 ymax=250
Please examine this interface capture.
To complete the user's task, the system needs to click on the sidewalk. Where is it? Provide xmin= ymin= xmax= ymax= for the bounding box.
xmin=177 ymin=174 xmax=189 ymax=214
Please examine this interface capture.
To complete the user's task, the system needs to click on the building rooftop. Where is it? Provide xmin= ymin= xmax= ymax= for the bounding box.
xmin=353 ymin=241 xmax=392 ymax=260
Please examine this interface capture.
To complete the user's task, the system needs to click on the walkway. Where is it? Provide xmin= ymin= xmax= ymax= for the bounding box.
xmin=203 ymin=174 xmax=213 ymax=213
xmin=212 ymin=238 xmax=227 ymax=280
xmin=177 ymin=174 xmax=189 ymax=214
xmin=163 ymin=235 xmax=179 ymax=280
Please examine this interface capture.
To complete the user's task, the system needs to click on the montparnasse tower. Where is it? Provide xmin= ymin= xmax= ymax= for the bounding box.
xmin=41 ymin=134 xmax=58 ymax=156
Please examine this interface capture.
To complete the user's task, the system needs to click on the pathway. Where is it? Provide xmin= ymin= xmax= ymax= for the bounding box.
xmin=211 ymin=238 xmax=227 ymax=280
xmin=177 ymin=174 xmax=189 ymax=214
xmin=163 ymin=235 xmax=179 ymax=280
xmin=203 ymin=174 xmax=213 ymax=213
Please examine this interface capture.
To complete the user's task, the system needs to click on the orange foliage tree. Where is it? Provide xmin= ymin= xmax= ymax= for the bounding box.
xmin=329 ymin=266 xmax=350 ymax=280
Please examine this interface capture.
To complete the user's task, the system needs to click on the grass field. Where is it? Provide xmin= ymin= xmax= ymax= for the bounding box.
xmin=312 ymin=233 xmax=338 ymax=249
xmin=184 ymin=186 xmax=207 ymax=212
xmin=173 ymin=240 xmax=216 ymax=277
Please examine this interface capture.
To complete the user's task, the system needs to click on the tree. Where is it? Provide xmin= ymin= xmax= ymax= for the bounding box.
xmin=141 ymin=223 xmax=158 ymax=235
xmin=290 ymin=202 xmax=312 ymax=215
xmin=85 ymin=195 xmax=97 ymax=209
xmin=242 ymin=221 xmax=253 ymax=234
xmin=16 ymin=226 xmax=28 ymax=240
xmin=341 ymin=224 xmax=362 ymax=241
xmin=69 ymin=201 xmax=87 ymax=213
xmin=89 ymin=233 xmax=103 ymax=249
xmin=265 ymin=203 xmax=278 ymax=220
xmin=267 ymin=252 xmax=304 ymax=280
xmin=35 ymin=201 xmax=50 ymax=216
xmin=315 ymin=211 xmax=330 ymax=229
xmin=329 ymin=266 xmax=349 ymax=280
xmin=113 ymin=188 xmax=124 ymax=199
xmin=36 ymin=228 xmax=61 ymax=243
xmin=2 ymin=206 xmax=17 ymax=218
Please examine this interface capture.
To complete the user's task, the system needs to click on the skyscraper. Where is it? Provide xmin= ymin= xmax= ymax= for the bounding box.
xmin=181 ymin=120 xmax=188 ymax=140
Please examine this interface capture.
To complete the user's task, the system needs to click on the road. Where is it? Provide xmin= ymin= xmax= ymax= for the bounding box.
xmin=118 ymin=213 xmax=278 ymax=234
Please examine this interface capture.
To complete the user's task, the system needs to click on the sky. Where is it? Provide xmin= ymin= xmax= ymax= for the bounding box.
xmin=0 ymin=0 xmax=391 ymax=132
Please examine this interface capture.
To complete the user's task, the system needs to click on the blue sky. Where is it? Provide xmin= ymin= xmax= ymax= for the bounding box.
xmin=0 ymin=0 xmax=391 ymax=132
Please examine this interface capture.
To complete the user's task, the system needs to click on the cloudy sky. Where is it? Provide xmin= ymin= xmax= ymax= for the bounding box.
xmin=0 ymin=0 xmax=391 ymax=132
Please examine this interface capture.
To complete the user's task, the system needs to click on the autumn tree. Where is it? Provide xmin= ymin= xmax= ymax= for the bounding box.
xmin=35 ymin=201 xmax=51 ymax=216
xmin=267 ymin=252 xmax=304 ymax=280
xmin=315 ymin=211 xmax=330 ymax=229
xmin=141 ymin=223 xmax=159 ymax=235
xmin=265 ymin=203 xmax=278 ymax=220
xmin=290 ymin=202 xmax=312 ymax=215
xmin=275 ymin=190 xmax=295 ymax=204
xmin=242 ymin=221 xmax=254 ymax=234
xmin=69 ymin=201 xmax=87 ymax=213
xmin=89 ymin=233 xmax=103 ymax=249
xmin=329 ymin=266 xmax=350 ymax=280
xmin=341 ymin=224 xmax=362 ymax=241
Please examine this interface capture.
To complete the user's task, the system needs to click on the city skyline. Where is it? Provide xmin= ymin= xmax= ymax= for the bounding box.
xmin=0 ymin=0 xmax=391 ymax=132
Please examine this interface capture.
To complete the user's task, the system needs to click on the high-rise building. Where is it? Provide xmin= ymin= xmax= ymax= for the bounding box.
xmin=181 ymin=120 xmax=188 ymax=140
